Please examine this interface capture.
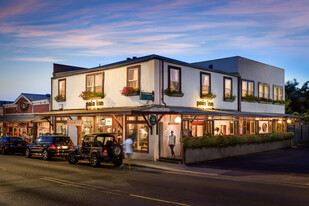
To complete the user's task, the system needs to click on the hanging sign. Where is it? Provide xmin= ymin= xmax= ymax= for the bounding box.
xmin=149 ymin=115 xmax=157 ymax=125
xmin=67 ymin=120 xmax=82 ymax=126
xmin=86 ymin=100 xmax=104 ymax=110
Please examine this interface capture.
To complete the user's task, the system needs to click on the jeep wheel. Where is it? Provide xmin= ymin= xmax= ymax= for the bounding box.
xmin=113 ymin=159 xmax=123 ymax=167
xmin=112 ymin=145 xmax=122 ymax=157
xmin=90 ymin=153 xmax=100 ymax=167
xmin=25 ymin=148 xmax=32 ymax=158
xmin=42 ymin=149 xmax=49 ymax=161
xmin=68 ymin=152 xmax=79 ymax=164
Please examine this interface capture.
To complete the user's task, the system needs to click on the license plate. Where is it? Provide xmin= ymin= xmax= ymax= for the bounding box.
xmin=62 ymin=146 xmax=68 ymax=149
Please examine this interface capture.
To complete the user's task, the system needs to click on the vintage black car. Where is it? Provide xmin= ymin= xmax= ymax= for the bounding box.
xmin=67 ymin=133 xmax=124 ymax=167
xmin=25 ymin=135 xmax=74 ymax=160
xmin=0 ymin=137 xmax=27 ymax=155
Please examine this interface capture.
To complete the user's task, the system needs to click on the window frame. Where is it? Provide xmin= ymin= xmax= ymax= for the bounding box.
xmin=168 ymin=65 xmax=182 ymax=92
xmin=127 ymin=65 xmax=141 ymax=89
xmin=85 ymin=72 xmax=104 ymax=93
xmin=58 ymin=79 xmax=66 ymax=99
xmin=258 ymin=82 xmax=270 ymax=99
xmin=241 ymin=79 xmax=254 ymax=97
xmin=200 ymin=72 xmax=211 ymax=96
xmin=223 ymin=77 xmax=233 ymax=100
xmin=273 ymin=85 xmax=283 ymax=101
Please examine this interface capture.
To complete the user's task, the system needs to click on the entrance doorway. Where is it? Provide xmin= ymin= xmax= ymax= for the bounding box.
xmin=159 ymin=116 xmax=182 ymax=160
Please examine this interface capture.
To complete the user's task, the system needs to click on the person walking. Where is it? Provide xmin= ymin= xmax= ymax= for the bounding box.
xmin=169 ymin=130 xmax=176 ymax=158
xmin=122 ymin=138 xmax=133 ymax=169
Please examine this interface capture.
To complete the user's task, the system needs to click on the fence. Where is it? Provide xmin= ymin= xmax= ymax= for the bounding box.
xmin=288 ymin=125 xmax=309 ymax=145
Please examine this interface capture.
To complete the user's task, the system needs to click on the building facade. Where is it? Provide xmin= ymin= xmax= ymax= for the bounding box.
xmin=39 ymin=55 xmax=297 ymax=162
xmin=0 ymin=93 xmax=51 ymax=140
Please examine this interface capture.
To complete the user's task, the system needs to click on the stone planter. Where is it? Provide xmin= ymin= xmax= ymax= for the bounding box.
xmin=184 ymin=140 xmax=291 ymax=164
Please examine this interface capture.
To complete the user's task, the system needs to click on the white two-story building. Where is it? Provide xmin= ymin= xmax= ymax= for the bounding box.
xmin=39 ymin=54 xmax=298 ymax=162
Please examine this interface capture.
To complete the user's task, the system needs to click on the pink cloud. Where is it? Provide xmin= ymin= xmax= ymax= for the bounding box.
xmin=0 ymin=0 xmax=45 ymax=19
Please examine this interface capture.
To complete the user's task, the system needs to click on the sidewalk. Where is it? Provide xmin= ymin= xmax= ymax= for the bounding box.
xmin=123 ymin=159 xmax=309 ymax=188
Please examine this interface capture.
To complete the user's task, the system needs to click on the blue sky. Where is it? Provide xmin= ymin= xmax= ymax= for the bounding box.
xmin=0 ymin=0 xmax=309 ymax=100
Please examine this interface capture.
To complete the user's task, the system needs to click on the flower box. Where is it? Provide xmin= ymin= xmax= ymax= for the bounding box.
xmin=121 ymin=86 xmax=140 ymax=96
xmin=79 ymin=91 xmax=105 ymax=100
xmin=54 ymin=95 xmax=66 ymax=102
xmin=200 ymin=93 xmax=216 ymax=100
xmin=164 ymin=88 xmax=184 ymax=97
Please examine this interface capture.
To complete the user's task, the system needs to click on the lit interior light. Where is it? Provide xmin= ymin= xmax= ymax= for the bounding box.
xmin=255 ymin=118 xmax=259 ymax=120
xmin=208 ymin=117 xmax=212 ymax=119
xmin=174 ymin=116 xmax=181 ymax=123
xmin=287 ymin=119 xmax=291 ymax=124
xmin=278 ymin=119 xmax=282 ymax=124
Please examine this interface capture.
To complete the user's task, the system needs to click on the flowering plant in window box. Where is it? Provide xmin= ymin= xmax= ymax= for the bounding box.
xmin=224 ymin=95 xmax=236 ymax=102
xmin=121 ymin=86 xmax=140 ymax=96
xmin=241 ymin=95 xmax=259 ymax=102
xmin=79 ymin=91 xmax=105 ymax=100
xmin=200 ymin=93 xmax=216 ymax=100
xmin=164 ymin=88 xmax=184 ymax=97
xmin=54 ymin=95 xmax=65 ymax=102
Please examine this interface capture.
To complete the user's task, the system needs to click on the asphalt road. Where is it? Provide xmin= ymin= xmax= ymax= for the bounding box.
xmin=1 ymin=154 xmax=309 ymax=206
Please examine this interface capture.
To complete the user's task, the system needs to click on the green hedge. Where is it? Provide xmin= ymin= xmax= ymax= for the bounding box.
xmin=183 ymin=132 xmax=293 ymax=149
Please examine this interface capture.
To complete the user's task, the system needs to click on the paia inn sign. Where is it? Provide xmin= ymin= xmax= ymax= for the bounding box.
xmin=86 ymin=100 xmax=104 ymax=110
xmin=197 ymin=100 xmax=213 ymax=109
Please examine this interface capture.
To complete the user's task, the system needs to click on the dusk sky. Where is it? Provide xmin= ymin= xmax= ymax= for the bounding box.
xmin=0 ymin=0 xmax=309 ymax=101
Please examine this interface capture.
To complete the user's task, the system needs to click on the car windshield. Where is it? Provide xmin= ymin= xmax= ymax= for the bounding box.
xmin=54 ymin=137 xmax=72 ymax=144
xmin=7 ymin=137 xmax=22 ymax=142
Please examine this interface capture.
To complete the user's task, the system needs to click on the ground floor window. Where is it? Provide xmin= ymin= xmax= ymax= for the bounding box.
xmin=56 ymin=122 xmax=67 ymax=135
xmin=126 ymin=116 xmax=149 ymax=153
xmin=82 ymin=117 xmax=93 ymax=136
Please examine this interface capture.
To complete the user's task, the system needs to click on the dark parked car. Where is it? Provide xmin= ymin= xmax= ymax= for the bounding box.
xmin=68 ymin=133 xmax=124 ymax=167
xmin=0 ymin=136 xmax=27 ymax=155
xmin=25 ymin=135 xmax=74 ymax=160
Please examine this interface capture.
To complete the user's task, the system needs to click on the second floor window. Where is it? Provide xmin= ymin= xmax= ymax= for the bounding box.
xmin=259 ymin=83 xmax=270 ymax=99
xmin=127 ymin=66 xmax=140 ymax=88
xmin=224 ymin=77 xmax=232 ymax=98
xmin=274 ymin=86 xmax=283 ymax=100
xmin=242 ymin=80 xmax=254 ymax=97
xmin=86 ymin=73 xmax=103 ymax=92
xmin=58 ymin=79 xmax=66 ymax=98
xmin=200 ymin=72 xmax=210 ymax=95
xmin=168 ymin=66 xmax=181 ymax=91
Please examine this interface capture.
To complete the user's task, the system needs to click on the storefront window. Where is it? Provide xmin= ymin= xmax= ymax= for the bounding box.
xmin=82 ymin=117 xmax=93 ymax=136
xmin=56 ymin=123 xmax=67 ymax=135
xmin=96 ymin=117 xmax=112 ymax=133
xmin=126 ymin=116 xmax=148 ymax=153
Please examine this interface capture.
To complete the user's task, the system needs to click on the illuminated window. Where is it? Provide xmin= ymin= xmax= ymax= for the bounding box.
xmin=200 ymin=72 xmax=210 ymax=95
xmin=168 ymin=66 xmax=181 ymax=91
xmin=274 ymin=86 xmax=283 ymax=101
xmin=242 ymin=80 xmax=254 ymax=97
xmin=86 ymin=73 xmax=103 ymax=92
xmin=58 ymin=79 xmax=66 ymax=98
xmin=224 ymin=77 xmax=232 ymax=99
xmin=258 ymin=83 xmax=270 ymax=99
xmin=127 ymin=66 xmax=140 ymax=89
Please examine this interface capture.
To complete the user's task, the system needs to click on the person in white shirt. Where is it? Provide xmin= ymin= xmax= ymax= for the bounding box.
xmin=169 ymin=130 xmax=176 ymax=158
xmin=122 ymin=138 xmax=133 ymax=169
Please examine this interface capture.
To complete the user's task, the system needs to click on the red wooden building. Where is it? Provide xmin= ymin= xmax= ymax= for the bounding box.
xmin=0 ymin=93 xmax=51 ymax=140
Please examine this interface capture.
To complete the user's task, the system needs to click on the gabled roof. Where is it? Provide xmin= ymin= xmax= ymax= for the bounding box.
xmin=13 ymin=93 xmax=50 ymax=104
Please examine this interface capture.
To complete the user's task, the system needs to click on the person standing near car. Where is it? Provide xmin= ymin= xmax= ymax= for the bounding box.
xmin=22 ymin=132 xmax=28 ymax=142
xmin=122 ymin=138 xmax=133 ymax=169
xmin=169 ymin=130 xmax=176 ymax=158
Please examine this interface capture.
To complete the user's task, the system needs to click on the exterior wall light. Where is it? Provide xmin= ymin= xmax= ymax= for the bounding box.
xmin=174 ymin=116 xmax=181 ymax=123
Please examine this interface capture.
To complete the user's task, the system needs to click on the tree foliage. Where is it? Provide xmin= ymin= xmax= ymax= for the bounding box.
xmin=285 ymin=79 xmax=309 ymax=123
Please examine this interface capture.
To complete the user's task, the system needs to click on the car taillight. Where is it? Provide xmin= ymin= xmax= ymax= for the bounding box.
xmin=123 ymin=150 xmax=125 ymax=153
xmin=72 ymin=145 xmax=74 ymax=149
xmin=7 ymin=142 xmax=15 ymax=145
xmin=50 ymin=144 xmax=56 ymax=149
xmin=103 ymin=149 xmax=107 ymax=154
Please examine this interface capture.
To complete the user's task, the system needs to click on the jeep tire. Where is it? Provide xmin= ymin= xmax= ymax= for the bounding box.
xmin=68 ymin=152 xmax=79 ymax=164
xmin=90 ymin=153 xmax=100 ymax=167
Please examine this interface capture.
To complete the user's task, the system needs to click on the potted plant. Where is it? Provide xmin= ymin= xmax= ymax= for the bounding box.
xmin=54 ymin=95 xmax=65 ymax=102
xmin=79 ymin=91 xmax=105 ymax=100
xmin=121 ymin=86 xmax=140 ymax=96
xmin=164 ymin=88 xmax=184 ymax=97
xmin=200 ymin=93 xmax=216 ymax=100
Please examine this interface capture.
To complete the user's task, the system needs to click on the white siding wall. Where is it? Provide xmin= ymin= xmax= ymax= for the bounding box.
xmin=52 ymin=60 xmax=156 ymax=110
xmin=163 ymin=63 xmax=238 ymax=110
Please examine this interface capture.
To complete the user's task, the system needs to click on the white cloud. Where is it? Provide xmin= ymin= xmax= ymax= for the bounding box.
xmin=11 ymin=57 xmax=62 ymax=62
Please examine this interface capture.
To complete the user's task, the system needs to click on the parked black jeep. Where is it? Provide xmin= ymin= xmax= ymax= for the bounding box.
xmin=67 ymin=133 xmax=124 ymax=167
